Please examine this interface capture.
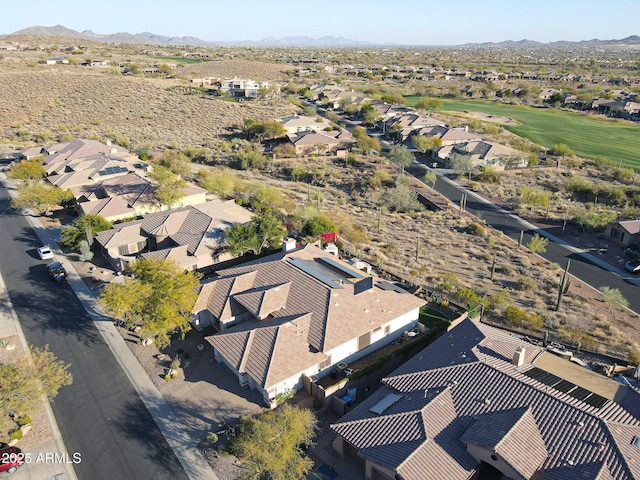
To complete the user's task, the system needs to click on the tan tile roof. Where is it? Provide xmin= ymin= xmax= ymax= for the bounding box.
xmin=95 ymin=202 xmax=251 ymax=270
xmin=202 ymin=245 xmax=425 ymax=391
xmin=331 ymin=319 xmax=640 ymax=480
xmin=78 ymin=196 xmax=136 ymax=218
xmin=461 ymin=407 xmax=548 ymax=479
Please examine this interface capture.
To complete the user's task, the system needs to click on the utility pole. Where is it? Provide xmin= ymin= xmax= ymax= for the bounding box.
xmin=518 ymin=230 xmax=524 ymax=249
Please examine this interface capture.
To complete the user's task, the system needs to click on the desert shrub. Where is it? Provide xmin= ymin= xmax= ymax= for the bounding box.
xmin=629 ymin=350 xmax=640 ymax=365
xmin=16 ymin=415 xmax=32 ymax=426
xmin=465 ymin=222 xmax=486 ymax=236
xmin=516 ymin=276 xmax=537 ymax=291
xmin=273 ymin=143 xmax=296 ymax=158
xmin=566 ymin=177 xmax=597 ymax=201
xmin=571 ymin=207 xmax=617 ymax=232
xmin=289 ymin=165 xmax=307 ymax=182
xmin=488 ymin=291 xmax=511 ymax=311
xmin=624 ymin=249 xmax=639 ymax=260
xmin=369 ymin=170 xmax=392 ymax=188
xmin=9 ymin=429 xmax=23 ymax=441
xmin=207 ymin=432 xmax=219 ymax=444
xmin=455 ymin=287 xmax=485 ymax=307
xmin=613 ymin=167 xmax=635 ymax=184
xmin=503 ymin=305 xmax=544 ymax=330
xmin=478 ymin=167 xmax=500 ymax=183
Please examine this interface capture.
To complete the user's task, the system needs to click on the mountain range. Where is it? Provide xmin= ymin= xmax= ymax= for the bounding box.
xmin=7 ymin=25 xmax=374 ymax=47
xmin=5 ymin=25 xmax=640 ymax=48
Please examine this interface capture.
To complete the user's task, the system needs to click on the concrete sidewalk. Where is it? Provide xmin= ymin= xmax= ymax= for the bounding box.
xmin=1 ymin=173 xmax=217 ymax=480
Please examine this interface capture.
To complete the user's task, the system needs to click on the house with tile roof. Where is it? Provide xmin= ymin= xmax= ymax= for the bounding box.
xmin=604 ymin=219 xmax=640 ymax=247
xmin=197 ymin=244 xmax=425 ymax=406
xmin=94 ymin=200 xmax=253 ymax=272
xmin=71 ymin=172 xmax=207 ymax=222
xmin=436 ymin=140 xmax=527 ymax=168
xmin=280 ymin=114 xmax=332 ymax=134
xmin=412 ymin=125 xmax=482 ymax=146
xmin=331 ymin=318 xmax=640 ymax=480
xmin=286 ymin=129 xmax=353 ymax=155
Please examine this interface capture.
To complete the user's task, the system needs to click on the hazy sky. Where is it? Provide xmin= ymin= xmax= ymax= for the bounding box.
xmin=2 ymin=0 xmax=639 ymax=45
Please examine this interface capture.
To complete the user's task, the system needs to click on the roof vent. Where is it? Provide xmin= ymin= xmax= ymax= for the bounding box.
xmin=369 ymin=393 xmax=401 ymax=415
xmin=484 ymin=398 xmax=491 ymax=405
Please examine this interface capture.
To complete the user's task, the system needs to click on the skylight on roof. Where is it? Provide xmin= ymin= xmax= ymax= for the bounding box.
xmin=369 ymin=393 xmax=401 ymax=415
xmin=632 ymin=436 xmax=640 ymax=452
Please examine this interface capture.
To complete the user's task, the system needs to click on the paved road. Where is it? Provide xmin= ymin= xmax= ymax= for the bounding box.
xmin=0 ymin=187 xmax=188 ymax=480
xmin=405 ymin=162 xmax=640 ymax=313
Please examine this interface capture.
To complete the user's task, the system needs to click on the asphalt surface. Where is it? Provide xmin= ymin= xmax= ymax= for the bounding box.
xmin=0 ymin=187 xmax=188 ymax=480
xmin=405 ymin=162 xmax=640 ymax=313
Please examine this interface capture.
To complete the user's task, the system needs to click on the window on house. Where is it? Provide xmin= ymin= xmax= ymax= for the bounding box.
xmin=384 ymin=325 xmax=391 ymax=335
xmin=117 ymin=244 xmax=129 ymax=255
xmin=373 ymin=326 xmax=382 ymax=335
xmin=358 ymin=332 xmax=371 ymax=351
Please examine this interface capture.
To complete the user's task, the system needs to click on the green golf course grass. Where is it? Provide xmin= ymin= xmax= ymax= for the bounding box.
xmin=404 ymin=97 xmax=640 ymax=168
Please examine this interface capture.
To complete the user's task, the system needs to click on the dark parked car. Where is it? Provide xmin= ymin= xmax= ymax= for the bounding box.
xmin=46 ymin=262 xmax=67 ymax=282
xmin=624 ymin=259 xmax=640 ymax=273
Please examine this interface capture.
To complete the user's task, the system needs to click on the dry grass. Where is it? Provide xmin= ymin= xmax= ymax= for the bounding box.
xmin=0 ymin=62 xmax=297 ymax=151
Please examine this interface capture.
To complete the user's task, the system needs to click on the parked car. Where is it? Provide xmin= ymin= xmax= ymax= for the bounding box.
xmin=0 ymin=445 xmax=24 ymax=474
xmin=46 ymin=262 xmax=67 ymax=282
xmin=624 ymin=259 xmax=640 ymax=273
xmin=37 ymin=246 xmax=54 ymax=260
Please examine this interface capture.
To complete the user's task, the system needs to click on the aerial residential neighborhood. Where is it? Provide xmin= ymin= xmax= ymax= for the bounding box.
xmin=1 ymin=4 xmax=640 ymax=480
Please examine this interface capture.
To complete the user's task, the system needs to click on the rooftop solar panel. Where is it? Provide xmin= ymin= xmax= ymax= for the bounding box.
xmin=554 ymin=379 xmax=577 ymax=393
xmin=569 ymin=387 xmax=591 ymax=401
xmin=584 ymin=393 xmax=609 ymax=409
xmin=318 ymin=256 xmax=366 ymax=279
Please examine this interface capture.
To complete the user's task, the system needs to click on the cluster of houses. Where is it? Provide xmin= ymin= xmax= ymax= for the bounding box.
xmin=20 ymin=139 xmax=252 ymax=272
xmin=309 ymin=85 xmax=527 ymax=168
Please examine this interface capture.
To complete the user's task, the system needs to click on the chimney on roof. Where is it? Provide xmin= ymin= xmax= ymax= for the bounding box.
xmin=282 ymin=237 xmax=297 ymax=252
xmin=512 ymin=346 xmax=526 ymax=367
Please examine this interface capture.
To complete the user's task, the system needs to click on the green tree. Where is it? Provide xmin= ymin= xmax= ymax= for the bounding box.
xmin=412 ymin=135 xmax=442 ymax=154
xmin=230 ymin=405 xmax=317 ymax=480
xmin=598 ymin=286 xmax=629 ymax=313
xmin=423 ymin=170 xmax=437 ymax=189
xmin=197 ymin=169 xmax=236 ymax=198
xmin=0 ymin=346 xmax=72 ymax=435
xmin=380 ymin=181 xmax=423 ymax=213
xmin=60 ymin=214 xmax=112 ymax=251
xmin=360 ymin=103 xmax=381 ymax=125
xmin=449 ymin=153 xmax=475 ymax=182
xmin=7 ymin=158 xmax=45 ymax=180
xmin=302 ymin=215 xmax=338 ymax=237
xmin=99 ymin=258 xmax=201 ymax=348
xmin=380 ymin=92 xmax=406 ymax=105
xmin=388 ymin=144 xmax=414 ymax=175
xmin=526 ymin=233 xmax=549 ymax=255
xmin=11 ymin=182 xmax=73 ymax=215
xmin=225 ymin=208 xmax=286 ymax=256
xmin=159 ymin=151 xmax=191 ymax=177
xmin=149 ymin=166 xmax=187 ymax=208
xmin=415 ymin=97 xmax=442 ymax=113
xmin=352 ymin=128 xmax=381 ymax=154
